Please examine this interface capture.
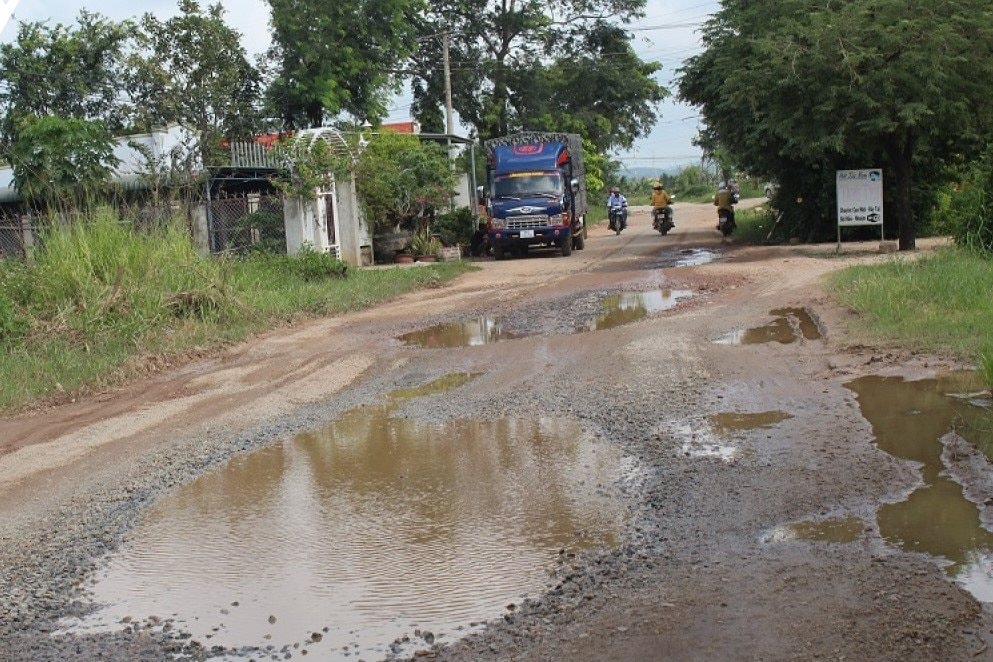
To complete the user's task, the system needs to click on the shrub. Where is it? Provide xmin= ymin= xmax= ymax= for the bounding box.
xmin=291 ymin=246 xmax=348 ymax=280
xmin=936 ymin=151 xmax=993 ymax=252
xmin=0 ymin=289 xmax=28 ymax=341
xmin=434 ymin=207 xmax=475 ymax=247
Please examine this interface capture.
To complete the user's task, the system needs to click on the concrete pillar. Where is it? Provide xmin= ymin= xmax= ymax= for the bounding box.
xmin=20 ymin=216 xmax=34 ymax=263
xmin=191 ymin=205 xmax=211 ymax=256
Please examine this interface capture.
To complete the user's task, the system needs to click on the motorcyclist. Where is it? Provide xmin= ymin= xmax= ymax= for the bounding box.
xmin=714 ymin=183 xmax=735 ymax=231
xmin=651 ymin=182 xmax=673 ymax=227
xmin=606 ymin=187 xmax=628 ymax=230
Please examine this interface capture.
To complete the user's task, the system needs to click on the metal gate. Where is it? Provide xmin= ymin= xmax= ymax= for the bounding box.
xmin=208 ymin=193 xmax=286 ymax=254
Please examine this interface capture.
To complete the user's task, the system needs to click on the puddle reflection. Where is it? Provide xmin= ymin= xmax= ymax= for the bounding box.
xmin=66 ymin=376 xmax=626 ymax=657
xmin=847 ymin=373 xmax=993 ymax=601
xmin=715 ymin=308 xmax=822 ymax=345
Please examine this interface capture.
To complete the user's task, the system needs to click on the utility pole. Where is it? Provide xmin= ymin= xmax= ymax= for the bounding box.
xmin=442 ymin=31 xmax=454 ymax=137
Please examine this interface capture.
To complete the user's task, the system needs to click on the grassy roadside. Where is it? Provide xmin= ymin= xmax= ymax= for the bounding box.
xmin=0 ymin=211 xmax=473 ymax=413
xmin=829 ymin=248 xmax=993 ymax=387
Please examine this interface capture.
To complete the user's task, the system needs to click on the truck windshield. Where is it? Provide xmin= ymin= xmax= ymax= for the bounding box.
xmin=493 ymin=172 xmax=562 ymax=199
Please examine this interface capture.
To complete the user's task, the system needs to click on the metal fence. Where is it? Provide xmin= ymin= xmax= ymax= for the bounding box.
xmin=0 ymin=218 xmax=31 ymax=260
xmin=207 ymin=193 xmax=286 ymax=254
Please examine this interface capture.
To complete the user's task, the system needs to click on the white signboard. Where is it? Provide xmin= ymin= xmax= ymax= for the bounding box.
xmin=837 ymin=169 xmax=883 ymax=227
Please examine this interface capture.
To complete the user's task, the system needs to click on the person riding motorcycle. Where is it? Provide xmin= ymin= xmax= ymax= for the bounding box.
xmin=714 ymin=184 xmax=736 ymax=231
xmin=607 ymin=187 xmax=628 ymax=231
xmin=651 ymin=183 xmax=674 ymax=228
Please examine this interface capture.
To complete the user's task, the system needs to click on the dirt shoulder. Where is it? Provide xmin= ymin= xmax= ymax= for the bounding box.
xmin=1 ymin=200 xmax=991 ymax=661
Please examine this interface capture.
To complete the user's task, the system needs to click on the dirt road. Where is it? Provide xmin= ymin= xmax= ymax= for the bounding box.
xmin=2 ymin=200 xmax=992 ymax=660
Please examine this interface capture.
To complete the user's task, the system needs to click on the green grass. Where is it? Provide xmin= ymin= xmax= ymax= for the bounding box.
xmin=733 ymin=206 xmax=776 ymax=244
xmin=829 ymin=248 xmax=993 ymax=363
xmin=0 ymin=210 xmax=472 ymax=412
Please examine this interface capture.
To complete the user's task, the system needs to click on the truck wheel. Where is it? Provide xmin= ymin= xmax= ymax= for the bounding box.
xmin=560 ymin=238 xmax=573 ymax=257
xmin=573 ymin=233 xmax=585 ymax=250
xmin=494 ymin=245 xmax=505 ymax=260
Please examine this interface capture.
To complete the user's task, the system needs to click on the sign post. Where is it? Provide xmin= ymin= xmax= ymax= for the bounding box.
xmin=836 ymin=169 xmax=884 ymax=253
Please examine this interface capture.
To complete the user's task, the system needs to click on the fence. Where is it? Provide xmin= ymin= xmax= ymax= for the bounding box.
xmin=207 ymin=193 xmax=286 ymax=254
xmin=0 ymin=202 xmax=203 ymax=262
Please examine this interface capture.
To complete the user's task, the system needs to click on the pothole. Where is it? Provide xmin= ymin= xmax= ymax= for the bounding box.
xmin=62 ymin=375 xmax=627 ymax=657
xmin=763 ymin=516 xmax=864 ymax=544
xmin=674 ymin=410 xmax=791 ymax=462
xmin=846 ymin=372 xmax=993 ymax=601
xmin=400 ymin=290 xmax=695 ymax=348
xmin=652 ymin=248 xmax=721 ymax=268
xmin=714 ymin=308 xmax=822 ymax=345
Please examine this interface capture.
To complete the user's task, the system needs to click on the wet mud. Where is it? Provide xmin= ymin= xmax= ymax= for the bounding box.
xmin=65 ymin=376 xmax=626 ymax=658
xmin=715 ymin=308 xmax=822 ymax=345
xmin=847 ymin=373 xmax=993 ymax=601
xmin=765 ymin=516 xmax=864 ymax=543
xmin=675 ymin=410 xmax=792 ymax=462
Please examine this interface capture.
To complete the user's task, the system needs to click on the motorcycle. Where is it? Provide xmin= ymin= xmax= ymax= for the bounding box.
xmin=718 ymin=209 xmax=736 ymax=237
xmin=652 ymin=205 xmax=674 ymax=235
xmin=608 ymin=205 xmax=627 ymax=235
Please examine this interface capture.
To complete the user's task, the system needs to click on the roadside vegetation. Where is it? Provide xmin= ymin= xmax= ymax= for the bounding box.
xmin=0 ymin=210 xmax=470 ymax=412
xmin=831 ymin=249 xmax=993 ymax=392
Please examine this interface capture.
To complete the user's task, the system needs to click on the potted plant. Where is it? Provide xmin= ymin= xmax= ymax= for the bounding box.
xmin=395 ymin=249 xmax=415 ymax=264
xmin=410 ymin=228 xmax=442 ymax=262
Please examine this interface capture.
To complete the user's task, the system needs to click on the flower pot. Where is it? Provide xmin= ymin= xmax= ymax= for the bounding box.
xmin=415 ymin=255 xmax=437 ymax=262
xmin=395 ymin=253 xmax=415 ymax=264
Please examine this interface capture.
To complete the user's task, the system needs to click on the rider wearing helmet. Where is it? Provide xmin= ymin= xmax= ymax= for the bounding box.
xmin=651 ymin=182 xmax=673 ymax=227
xmin=714 ymin=183 xmax=736 ymax=230
xmin=607 ymin=187 xmax=628 ymax=231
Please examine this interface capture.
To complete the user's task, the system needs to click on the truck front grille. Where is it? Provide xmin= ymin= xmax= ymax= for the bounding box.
xmin=506 ymin=215 xmax=551 ymax=229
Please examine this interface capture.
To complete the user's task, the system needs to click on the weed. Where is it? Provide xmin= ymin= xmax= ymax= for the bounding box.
xmin=0 ymin=210 xmax=472 ymax=412
xmin=830 ymin=248 xmax=993 ymax=358
xmin=980 ymin=345 xmax=993 ymax=392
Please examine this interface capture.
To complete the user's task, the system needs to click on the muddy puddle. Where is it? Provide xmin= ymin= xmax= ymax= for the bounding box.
xmin=65 ymin=375 xmax=626 ymax=657
xmin=715 ymin=308 xmax=822 ymax=345
xmin=765 ymin=516 xmax=864 ymax=544
xmin=676 ymin=410 xmax=792 ymax=461
xmin=847 ymin=373 xmax=993 ymax=601
xmin=654 ymin=248 xmax=720 ymax=268
xmin=401 ymin=290 xmax=694 ymax=348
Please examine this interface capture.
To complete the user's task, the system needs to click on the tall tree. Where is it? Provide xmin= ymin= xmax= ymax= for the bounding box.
xmin=681 ymin=0 xmax=993 ymax=250
xmin=9 ymin=116 xmax=119 ymax=207
xmin=0 ymin=11 xmax=131 ymax=149
xmin=127 ymin=0 xmax=261 ymax=166
xmin=264 ymin=0 xmax=424 ymax=128
xmin=410 ymin=1 xmax=665 ymax=150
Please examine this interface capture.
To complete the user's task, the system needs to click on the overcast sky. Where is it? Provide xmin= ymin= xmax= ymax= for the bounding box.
xmin=0 ymin=0 xmax=716 ymax=169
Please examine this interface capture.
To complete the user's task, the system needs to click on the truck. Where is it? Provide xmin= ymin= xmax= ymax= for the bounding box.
xmin=481 ymin=132 xmax=588 ymax=259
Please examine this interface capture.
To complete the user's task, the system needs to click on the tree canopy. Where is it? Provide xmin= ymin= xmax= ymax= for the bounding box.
xmin=264 ymin=0 xmax=425 ymax=128
xmin=410 ymin=0 xmax=666 ymax=151
xmin=680 ymin=0 xmax=993 ymax=249
xmin=126 ymin=0 xmax=261 ymax=165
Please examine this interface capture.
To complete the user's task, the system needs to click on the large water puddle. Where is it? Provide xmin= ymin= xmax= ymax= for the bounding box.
xmin=715 ymin=308 xmax=822 ymax=345
xmin=676 ymin=410 xmax=792 ymax=461
xmin=401 ymin=290 xmax=694 ymax=348
xmin=847 ymin=373 xmax=993 ymax=600
xmin=65 ymin=375 xmax=626 ymax=657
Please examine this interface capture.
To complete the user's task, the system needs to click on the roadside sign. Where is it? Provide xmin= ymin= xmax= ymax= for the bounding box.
xmin=836 ymin=169 xmax=884 ymax=250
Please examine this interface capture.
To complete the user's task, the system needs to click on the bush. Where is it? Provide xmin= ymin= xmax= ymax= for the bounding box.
xmin=0 ymin=289 xmax=28 ymax=341
xmin=434 ymin=207 xmax=475 ymax=247
xmin=289 ymin=246 xmax=348 ymax=280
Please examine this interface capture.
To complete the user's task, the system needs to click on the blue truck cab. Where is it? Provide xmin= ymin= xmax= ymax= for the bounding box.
xmin=482 ymin=132 xmax=588 ymax=259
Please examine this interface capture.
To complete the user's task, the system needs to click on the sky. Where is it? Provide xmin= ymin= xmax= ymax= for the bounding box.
xmin=0 ymin=0 xmax=717 ymax=170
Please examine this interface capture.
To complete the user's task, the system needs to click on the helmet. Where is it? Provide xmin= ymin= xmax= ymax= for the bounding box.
xmin=610 ymin=187 xmax=619 ymax=193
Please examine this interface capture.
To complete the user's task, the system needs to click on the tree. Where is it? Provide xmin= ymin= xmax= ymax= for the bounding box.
xmin=0 ymin=11 xmax=131 ymax=149
xmin=410 ymin=2 xmax=666 ymax=151
xmin=353 ymin=133 xmax=455 ymax=234
xmin=680 ymin=0 xmax=993 ymax=250
xmin=8 ymin=116 xmax=119 ymax=206
xmin=264 ymin=0 xmax=425 ymax=128
xmin=126 ymin=1 xmax=261 ymax=166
